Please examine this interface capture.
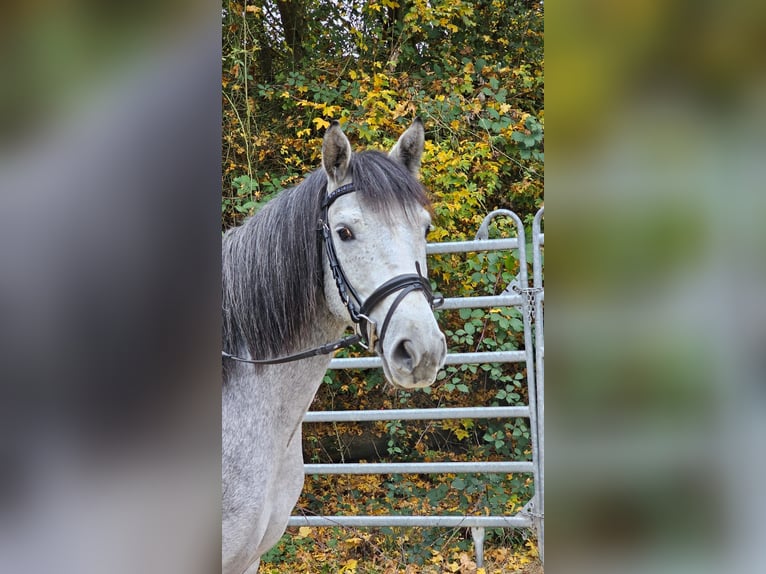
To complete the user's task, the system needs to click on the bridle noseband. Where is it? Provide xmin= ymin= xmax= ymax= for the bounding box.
xmin=222 ymin=182 xmax=442 ymax=366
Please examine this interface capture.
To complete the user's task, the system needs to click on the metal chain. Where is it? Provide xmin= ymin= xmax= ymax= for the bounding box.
xmin=518 ymin=498 xmax=545 ymax=520
xmin=513 ymin=285 xmax=543 ymax=324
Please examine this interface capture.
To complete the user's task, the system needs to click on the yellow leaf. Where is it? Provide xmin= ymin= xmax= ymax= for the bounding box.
xmin=312 ymin=117 xmax=330 ymax=130
xmin=349 ymin=70 xmax=358 ymax=80
xmin=454 ymin=428 xmax=469 ymax=440
xmin=296 ymin=526 xmax=311 ymax=538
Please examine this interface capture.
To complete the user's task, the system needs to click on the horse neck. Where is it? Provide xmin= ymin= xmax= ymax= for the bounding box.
xmin=223 ymin=303 xmax=347 ymax=436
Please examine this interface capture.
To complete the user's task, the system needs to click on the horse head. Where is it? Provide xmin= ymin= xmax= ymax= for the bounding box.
xmin=320 ymin=119 xmax=447 ymax=389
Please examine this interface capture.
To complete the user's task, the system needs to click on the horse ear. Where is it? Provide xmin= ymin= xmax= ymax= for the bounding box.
xmin=322 ymin=120 xmax=352 ymax=185
xmin=389 ymin=117 xmax=425 ymax=177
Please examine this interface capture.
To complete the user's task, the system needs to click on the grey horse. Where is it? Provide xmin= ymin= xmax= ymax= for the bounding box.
xmin=222 ymin=120 xmax=446 ymax=573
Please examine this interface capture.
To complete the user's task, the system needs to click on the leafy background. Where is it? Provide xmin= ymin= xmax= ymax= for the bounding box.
xmin=222 ymin=0 xmax=543 ymax=571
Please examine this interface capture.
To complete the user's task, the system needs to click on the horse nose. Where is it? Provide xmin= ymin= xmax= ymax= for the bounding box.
xmin=390 ymin=335 xmax=447 ymax=387
xmin=392 ymin=339 xmax=419 ymax=372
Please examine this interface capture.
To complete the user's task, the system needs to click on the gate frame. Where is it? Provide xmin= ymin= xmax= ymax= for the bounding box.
xmin=288 ymin=207 xmax=545 ymax=566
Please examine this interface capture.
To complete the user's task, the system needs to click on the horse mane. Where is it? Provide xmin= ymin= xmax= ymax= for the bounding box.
xmin=222 ymin=150 xmax=430 ymax=380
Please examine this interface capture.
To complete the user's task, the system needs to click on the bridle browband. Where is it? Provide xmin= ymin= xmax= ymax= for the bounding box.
xmin=222 ymin=182 xmax=443 ymax=366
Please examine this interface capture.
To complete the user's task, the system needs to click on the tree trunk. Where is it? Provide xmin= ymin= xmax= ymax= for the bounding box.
xmin=275 ymin=0 xmax=306 ymax=68
xmin=252 ymin=7 xmax=275 ymax=83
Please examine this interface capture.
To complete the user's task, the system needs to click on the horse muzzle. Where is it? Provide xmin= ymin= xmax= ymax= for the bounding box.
xmin=380 ymin=320 xmax=447 ymax=389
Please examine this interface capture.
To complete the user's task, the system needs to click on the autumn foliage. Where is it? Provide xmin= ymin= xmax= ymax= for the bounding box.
xmin=222 ymin=0 xmax=543 ymax=570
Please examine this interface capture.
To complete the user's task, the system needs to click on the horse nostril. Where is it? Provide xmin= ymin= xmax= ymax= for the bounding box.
xmin=393 ymin=339 xmax=415 ymax=371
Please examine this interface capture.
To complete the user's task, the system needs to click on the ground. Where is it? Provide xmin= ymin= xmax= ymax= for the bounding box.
xmin=258 ymin=528 xmax=543 ymax=573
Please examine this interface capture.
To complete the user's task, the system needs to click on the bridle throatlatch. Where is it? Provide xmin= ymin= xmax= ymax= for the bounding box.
xmin=222 ymin=182 xmax=443 ymax=366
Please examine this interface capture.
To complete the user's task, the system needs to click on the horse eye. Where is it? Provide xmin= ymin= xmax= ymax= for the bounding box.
xmin=425 ymin=224 xmax=433 ymax=240
xmin=336 ymin=227 xmax=354 ymax=241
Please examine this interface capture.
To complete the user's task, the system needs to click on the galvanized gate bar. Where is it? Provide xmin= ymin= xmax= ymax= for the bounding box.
xmin=438 ymin=294 xmax=522 ymax=309
xmin=426 ymin=237 xmax=520 ymax=254
xmin=424 ymin=234 xmax=542 ymax=254
xmin=288 ymin=515 xmax=534 ymax=528
xmin=532 ymin=207 xmax=545 ymax=562
xmin=329 ymin=350 xmax=525 ymax=370
xmin=304 ymin=461 xmax=534 ymax=475
xmin=303 ymin=406 xmax=530 ymax=423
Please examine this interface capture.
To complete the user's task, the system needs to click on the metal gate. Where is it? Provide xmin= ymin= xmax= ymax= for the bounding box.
xmin=288 ymin=207 xmax=545 ymax=566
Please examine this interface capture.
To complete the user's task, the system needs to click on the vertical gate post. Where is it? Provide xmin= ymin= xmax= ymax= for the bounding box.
xmin=471 ymin=527 xmax=485 ymax=567
xmin=532 ymin=207 xmax=545 ymax=563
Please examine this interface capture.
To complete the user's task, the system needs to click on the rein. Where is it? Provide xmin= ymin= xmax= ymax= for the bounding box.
xmin=222 ymin=182 xmax=442 ymax=366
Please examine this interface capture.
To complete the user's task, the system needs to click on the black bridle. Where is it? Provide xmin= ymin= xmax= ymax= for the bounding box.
xmin=222 ymin=182 xmax=443 ymax=366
